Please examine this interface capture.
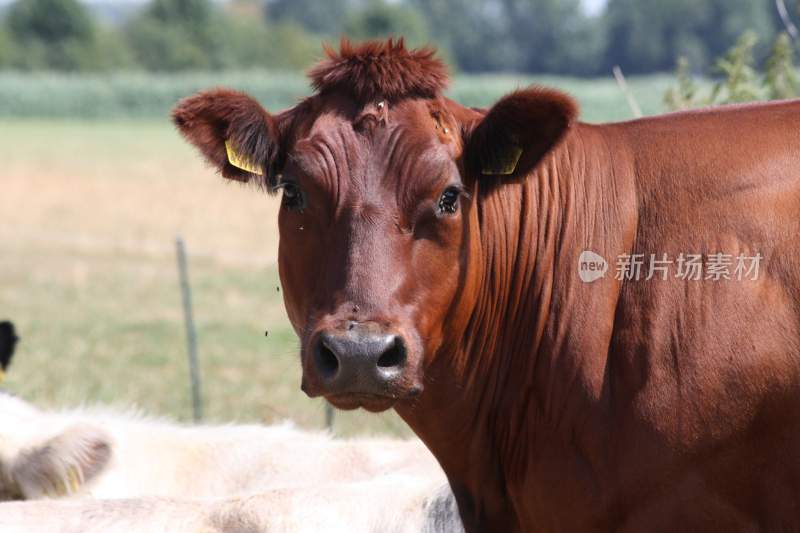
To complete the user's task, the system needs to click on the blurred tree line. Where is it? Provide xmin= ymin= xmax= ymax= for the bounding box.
xmin=0 ymin=0 xmax=797 ymax=75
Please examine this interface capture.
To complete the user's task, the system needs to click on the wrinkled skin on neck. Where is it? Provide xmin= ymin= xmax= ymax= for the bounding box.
xmin=391 ymin=123 xmax=637 ymax=532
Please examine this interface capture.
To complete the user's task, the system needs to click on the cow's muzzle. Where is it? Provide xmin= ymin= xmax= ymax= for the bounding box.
xmin=303 ymin=321 xmax=419 ymax=407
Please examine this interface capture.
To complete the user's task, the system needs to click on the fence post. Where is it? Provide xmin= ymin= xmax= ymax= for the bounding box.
xmin=325 ymin=402 xmax=335 ymax=431
xmin=612 ymin=65 xmax=643 ymax=119
xmin=776 ymin=0 xmax=799 ymax=42
xmin=176 ymin=236 xmax=203 ymax=422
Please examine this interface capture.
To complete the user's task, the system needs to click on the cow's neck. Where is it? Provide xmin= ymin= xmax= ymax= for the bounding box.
xmin=398 ymin=124 xmax=635 ymax=530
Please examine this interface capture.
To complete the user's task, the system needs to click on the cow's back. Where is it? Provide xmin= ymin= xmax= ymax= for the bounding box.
xmin=602 ymin=101 xmax=800 ymax=530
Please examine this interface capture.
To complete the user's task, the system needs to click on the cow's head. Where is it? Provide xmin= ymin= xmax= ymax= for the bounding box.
xmin=173 ymin=39 xmax=577 ymax=412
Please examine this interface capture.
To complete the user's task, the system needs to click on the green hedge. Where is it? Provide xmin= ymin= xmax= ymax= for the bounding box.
xmin=0 ymin=71 xmax=675 ymax=122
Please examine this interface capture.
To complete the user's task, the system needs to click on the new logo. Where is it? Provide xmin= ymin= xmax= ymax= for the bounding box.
xmin=578 ymin=250 xmax=608 ymax=283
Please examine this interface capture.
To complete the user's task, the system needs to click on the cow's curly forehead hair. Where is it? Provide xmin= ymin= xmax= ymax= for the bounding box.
xmin=307 ymin=38 xmax=449 ymax=103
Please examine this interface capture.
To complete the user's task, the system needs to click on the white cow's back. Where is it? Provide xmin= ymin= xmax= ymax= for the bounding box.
xmin=0 ymin=393 xmax=463 ymax=532
xmin=0 ymin=393 xmax=439 ymax=499
xmin=0 ymin=477 xmax=459 ymax=533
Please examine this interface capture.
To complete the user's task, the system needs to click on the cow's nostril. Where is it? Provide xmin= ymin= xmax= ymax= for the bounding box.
xmin=315 ymin=340 xmax=340 ymax=379
xmin=377 ymin=337 xmax=406 ymax=369
xmin=311 ymin=329 xmax=409 ymax=394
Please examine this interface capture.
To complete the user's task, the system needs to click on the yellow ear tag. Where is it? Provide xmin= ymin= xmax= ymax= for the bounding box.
xmin=225 ymin=140 xmax=263 ymax=176
xmin=482 ymin=146 xmax=523 ymax=176
xmin=0 ymin=369 xmax=5 ymax=384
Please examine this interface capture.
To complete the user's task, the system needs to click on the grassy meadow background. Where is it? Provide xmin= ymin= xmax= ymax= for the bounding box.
xmin=0 ymin=71 xmax=671 ymax=436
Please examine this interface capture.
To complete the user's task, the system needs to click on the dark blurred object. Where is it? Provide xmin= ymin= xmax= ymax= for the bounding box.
xmin=0 ymin=321 xmax=19 ymax=374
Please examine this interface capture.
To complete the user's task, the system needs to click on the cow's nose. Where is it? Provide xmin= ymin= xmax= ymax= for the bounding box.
xmin=312 ymin=324 xmax=407 ymax=395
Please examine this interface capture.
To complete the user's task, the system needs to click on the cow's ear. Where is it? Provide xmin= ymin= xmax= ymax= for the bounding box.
xmin=464 ymin=87 xmax=577 ymax=181
xmin=171 ymin=88 xmax=282 ymax=187
xmin=12 ymin=424 xmax=112 ymax=498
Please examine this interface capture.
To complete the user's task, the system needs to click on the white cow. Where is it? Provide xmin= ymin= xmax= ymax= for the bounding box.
xmin=0 ymin=393 xmax=462 ymax=532
xmin=0 ymin=476 xmax=459 ymax=533
xmin=0 ymin=393 xmax=439 ymax=499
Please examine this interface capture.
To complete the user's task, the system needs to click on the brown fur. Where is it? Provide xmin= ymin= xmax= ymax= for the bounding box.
xmin=308 ymin=38 xmax=449 ymax=103
xmin=464 ymin=87 xmax=579 ymax=180
xmin=172 ymin=39 xmax=800 ymax=533
xmin=171 ymin=89 xmax=281 ymax=186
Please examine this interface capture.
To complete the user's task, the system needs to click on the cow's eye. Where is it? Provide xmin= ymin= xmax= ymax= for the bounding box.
xmin=277 ymin=181 xmax=304 ymax=210
xmin=437 ymin=186 xmax=462 ymax=215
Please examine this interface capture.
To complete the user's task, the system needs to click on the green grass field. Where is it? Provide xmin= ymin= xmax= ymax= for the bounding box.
xmin=0 ymin=72 xmax=676 ymax=436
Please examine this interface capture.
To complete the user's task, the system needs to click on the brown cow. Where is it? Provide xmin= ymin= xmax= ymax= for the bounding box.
xmin=172 ymin=39 xmax=800 ymax=532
